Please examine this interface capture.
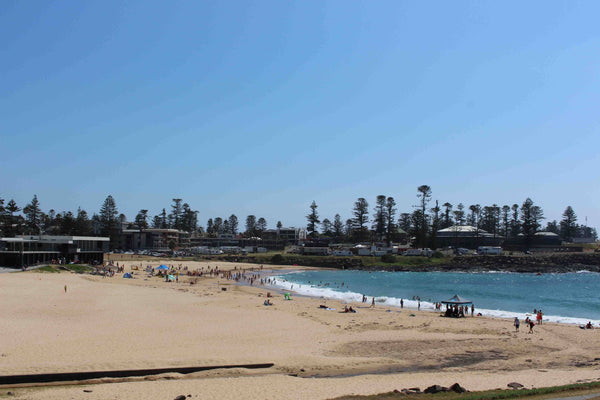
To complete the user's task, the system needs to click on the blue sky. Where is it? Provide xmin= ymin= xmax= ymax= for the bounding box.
xmin=1 ymin=1 xmax=599 ymax=229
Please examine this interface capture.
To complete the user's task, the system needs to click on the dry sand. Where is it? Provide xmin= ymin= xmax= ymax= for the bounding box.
xmin=1 ymin=259 xmax=599 ymax=399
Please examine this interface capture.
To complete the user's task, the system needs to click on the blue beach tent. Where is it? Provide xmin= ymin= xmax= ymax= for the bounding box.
xmin=156 ymin=265 xmax=169 ymax=270
xmin=123 ymin=272 xmax=133 ymax=278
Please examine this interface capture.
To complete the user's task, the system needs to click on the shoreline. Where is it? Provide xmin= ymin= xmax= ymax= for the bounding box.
xmin=3 ymin=259 xmax=600 ymax=399
xmin=263 ymin=269 xmax=600 ymax=326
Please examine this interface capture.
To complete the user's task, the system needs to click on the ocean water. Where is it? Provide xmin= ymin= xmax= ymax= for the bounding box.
xmin=269 ymin=269 xmax=600 ymax=326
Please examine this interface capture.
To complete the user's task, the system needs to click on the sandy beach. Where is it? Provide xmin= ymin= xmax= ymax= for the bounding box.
xmin=1 ymin=260 xmax=599 ymax=399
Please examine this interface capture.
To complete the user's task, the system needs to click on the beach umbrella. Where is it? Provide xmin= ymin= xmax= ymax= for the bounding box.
xmin=156 ymin=265 xmax=169 ymax=270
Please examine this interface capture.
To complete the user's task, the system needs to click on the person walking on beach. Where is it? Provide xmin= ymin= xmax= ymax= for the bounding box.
xmin=536 ymin=310 xmax=543 ymax=325
xmin=370 ymin=297 xmax=375 ymax=308
xmin=528 ymin=320 xmax=535 ymax=333
xmin=64 ymin=285 xmax=67 ymax=293
xmin=514 ymin=317 xmax=520 ymax=332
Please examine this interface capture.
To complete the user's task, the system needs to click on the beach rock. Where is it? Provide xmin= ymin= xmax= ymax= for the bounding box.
xmin=424 ymin=384 xmax=448 ymax=393
xmin=449 ymin=383 xmax=467 ymax=393
xmin=174 ymin=395 xmax=186 ymax=400
xmin=507 ymin=382 xmax=524 ymax=389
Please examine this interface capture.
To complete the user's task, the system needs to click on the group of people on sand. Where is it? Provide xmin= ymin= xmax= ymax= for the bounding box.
xmin=514 ymin=309 xmax=544 ymax=334
xmin=444 ymin=304 xmax=474 ymax=318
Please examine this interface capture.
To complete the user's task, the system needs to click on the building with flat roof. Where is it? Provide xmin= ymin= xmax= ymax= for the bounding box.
xmin=0 ymin=235 xmax=109 ymax=268
xmin=120 ymin=228 xmax=189 ymax=251
xmin=436 ymin=225 xmax=503 ymax=249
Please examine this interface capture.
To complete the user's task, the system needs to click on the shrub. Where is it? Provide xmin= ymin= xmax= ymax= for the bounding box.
xmin=271 ymin=254 xmax=285 ymax=264
xmin=431 ymin=251 xmax=444 ymax=258
xmin=381 ymin=254 xmax=397 ymax=263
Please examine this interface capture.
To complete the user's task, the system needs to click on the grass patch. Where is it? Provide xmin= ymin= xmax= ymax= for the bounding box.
xmin=32 ymin=264 xmax=92 ymax=273
xmin=331 ymin=380 xmax=600 ymax=400
xmin=34 ymin=265 xmax=61 ymax=273
xmin=66 ymin=264 xmax=92 ymax=273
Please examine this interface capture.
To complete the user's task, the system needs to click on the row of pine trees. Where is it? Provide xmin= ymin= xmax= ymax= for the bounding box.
xmin=305 ymin=186 xmax=596 ymax=248
xmin=1 ymin=187 xmax=597 ymax=250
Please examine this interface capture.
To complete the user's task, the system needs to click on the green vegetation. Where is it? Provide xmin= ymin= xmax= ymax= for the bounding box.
xmin=67 ymin=264 xmax=93 ymax=273
xmin=332 ymin=381 xmax=600 ymax=400
xmin=381 ymin=254 xmax=396 ymax=263
xmin=271 ymin=254 xmax=285 ymax=264
xmin=35 ymin=265 xmax=61 ymax=273
xmin=33 ymin=264 xmax=92 ymax=273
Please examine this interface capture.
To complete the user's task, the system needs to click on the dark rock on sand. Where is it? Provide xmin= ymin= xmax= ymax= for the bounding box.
xmin=507 ymin=382 xmax=524 ymax=389
xmin=449 ymin=383 xmax=467 ymax=393
xmin=424 ymin=384 xmax=448 ymax=393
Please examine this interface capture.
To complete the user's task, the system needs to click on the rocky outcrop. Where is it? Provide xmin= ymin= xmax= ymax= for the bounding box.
xmin=206 ymin=252 xmax=600 ymax=273
xmin=431 ymin=253 xmax=600 ymax=273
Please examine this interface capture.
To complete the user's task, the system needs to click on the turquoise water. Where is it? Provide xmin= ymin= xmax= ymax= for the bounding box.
xmin=270 ymin=270 xmax=600 ymax=325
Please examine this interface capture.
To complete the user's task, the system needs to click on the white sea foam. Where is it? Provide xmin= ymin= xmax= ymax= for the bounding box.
xmin=268 ymin=273 xmax=600 ymax=327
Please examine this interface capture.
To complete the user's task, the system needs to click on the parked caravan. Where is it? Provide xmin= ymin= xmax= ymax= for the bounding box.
xmin=478 ymin=246 xmax=503 ymax=255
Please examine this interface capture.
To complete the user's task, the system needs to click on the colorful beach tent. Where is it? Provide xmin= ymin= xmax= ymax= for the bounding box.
xmin=441 ymin=294 xmax=472 ymax=305
xmin=123 ymin=272 xmax=133 ymax=278
xmin=156 ymin=265 xmax=169 ymax=270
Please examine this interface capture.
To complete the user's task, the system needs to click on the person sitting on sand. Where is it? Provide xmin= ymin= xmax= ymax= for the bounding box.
xmin=586 ymin=321 xmax=593 ymax=329
xmin=264 ymin=299 xmax=273 ymax=306
xmin=344 ymin=306 xmax=349 ymax=313
xmin=348 ymin=306 xmax=356 ymax=313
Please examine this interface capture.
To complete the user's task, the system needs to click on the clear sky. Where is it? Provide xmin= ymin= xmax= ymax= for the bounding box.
xmin=2 ymin=1 xmax=599 ymax=230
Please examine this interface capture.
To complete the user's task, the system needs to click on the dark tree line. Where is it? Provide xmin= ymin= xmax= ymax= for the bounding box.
xmin=0 ymin=194 xmax=96 ymax=238
xmin=304 ymin=186 xmax=597 ymax=246
xmin=1 ymin=190 xmax=597 ymax=251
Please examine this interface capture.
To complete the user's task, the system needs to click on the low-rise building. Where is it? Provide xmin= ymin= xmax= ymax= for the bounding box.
xmin=436 ymin=225 xmax=503 ymax=249
xmin=120 ymin=228 xmax=189 ymax=251
xmin=0 ymin=235 xmax=109 ymax=268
